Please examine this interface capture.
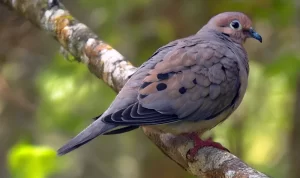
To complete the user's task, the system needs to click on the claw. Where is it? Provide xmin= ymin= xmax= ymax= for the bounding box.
xmin=184 ymin=133 xmax=229 ymax=160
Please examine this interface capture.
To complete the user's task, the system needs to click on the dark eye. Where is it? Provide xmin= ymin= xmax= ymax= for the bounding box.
xmin=230 ymin=20 xmax=242 ymax=30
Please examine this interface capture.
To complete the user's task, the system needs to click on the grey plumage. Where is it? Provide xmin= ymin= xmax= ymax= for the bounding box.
xmin=57 ymin=12 xmax=262 ymax=156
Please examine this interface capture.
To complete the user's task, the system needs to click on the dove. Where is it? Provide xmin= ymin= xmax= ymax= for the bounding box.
xmin=57 ymin=12 xmax=262 ymax=156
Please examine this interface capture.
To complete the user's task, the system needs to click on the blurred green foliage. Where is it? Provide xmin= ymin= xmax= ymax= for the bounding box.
xmin=36 ymin=54 xmax=114 ymax=133
xmin=8 ymin=144 xmax=57 ymax=178
xmin=1 ymin=0 xmax=300 ymax=178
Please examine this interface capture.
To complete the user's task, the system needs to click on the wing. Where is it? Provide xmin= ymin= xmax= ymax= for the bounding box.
xmin=98 ymin=39 xmax=180 ymax=120
xmin=103 ymin=41 xmax=241 ymax=125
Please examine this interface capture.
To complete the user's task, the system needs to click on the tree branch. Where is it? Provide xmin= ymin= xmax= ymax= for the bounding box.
xmin=0 ymin=0 xmax=270 ymax=177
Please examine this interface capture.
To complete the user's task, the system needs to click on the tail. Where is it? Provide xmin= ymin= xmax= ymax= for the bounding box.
xmin=57 ymin=120 xmax=116 ymax=156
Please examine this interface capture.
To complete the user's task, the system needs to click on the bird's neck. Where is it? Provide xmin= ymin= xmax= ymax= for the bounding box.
xmin=198 ymin=27 xmax=249 ymax=74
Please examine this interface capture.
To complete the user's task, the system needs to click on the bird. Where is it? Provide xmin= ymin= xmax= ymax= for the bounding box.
xmin=57 ymin=12 xmax=262 ymax=156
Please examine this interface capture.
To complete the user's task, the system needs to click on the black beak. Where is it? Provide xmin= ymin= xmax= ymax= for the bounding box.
xmin=249 ymin=28 xmax=262 ymax=43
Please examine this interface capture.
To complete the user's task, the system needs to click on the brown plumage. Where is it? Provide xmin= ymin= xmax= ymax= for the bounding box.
xmin=57 ymin=12 xmax=262 ymax=156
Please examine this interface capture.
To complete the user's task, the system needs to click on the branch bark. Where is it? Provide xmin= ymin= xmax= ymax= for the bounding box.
xmin=0 ymin=0 xmax=270 ymax=177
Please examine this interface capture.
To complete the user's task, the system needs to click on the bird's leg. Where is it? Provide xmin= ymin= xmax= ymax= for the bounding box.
xmin=184 ymin=132 xmax=230 ymax=160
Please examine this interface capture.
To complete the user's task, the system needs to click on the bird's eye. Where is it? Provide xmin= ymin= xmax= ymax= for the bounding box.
xmin=230 ymin=20 xmax=242 ymax=30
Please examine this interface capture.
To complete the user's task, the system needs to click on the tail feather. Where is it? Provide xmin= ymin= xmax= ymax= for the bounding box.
xmin=57 ymin=121 xmax=116 ymax=156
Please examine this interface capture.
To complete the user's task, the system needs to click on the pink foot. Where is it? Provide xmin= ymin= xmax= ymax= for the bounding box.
xmin=184 ymin=133 xmax=230 ymax=160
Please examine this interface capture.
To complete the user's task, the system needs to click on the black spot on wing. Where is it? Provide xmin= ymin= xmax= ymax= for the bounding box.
xmin=179 ymin=87 xmax=187 ymax=94
xmin=193 ymin=78 xmax=197 ymax=84
xmin=157 ymin=73 xmax=169 ymax=80
xmin=141 ymin=82 xmax=152 ymax=89
xmin=221 ymin=65 xmax=226 ymax=71
xmin=156 ymin=83 xmax=167 ymax=91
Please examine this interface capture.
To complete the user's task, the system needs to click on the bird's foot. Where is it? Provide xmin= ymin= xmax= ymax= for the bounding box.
xmin=184 ymin=133 xmax=229 ymax=161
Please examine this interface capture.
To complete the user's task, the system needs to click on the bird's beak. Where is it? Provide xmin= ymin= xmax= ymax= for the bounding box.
xmin=249 ymin=28 xmax=262 ymax=43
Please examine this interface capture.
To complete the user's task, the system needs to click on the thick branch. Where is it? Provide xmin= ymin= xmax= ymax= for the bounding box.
xmin=1 ymin=0 xmax=135 ymax=92
xmin=0 ymin=0 xmax=269 ymax=177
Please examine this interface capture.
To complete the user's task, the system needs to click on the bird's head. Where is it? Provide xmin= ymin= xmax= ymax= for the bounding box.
xmin=205 ymin=12 xmax=262 ymax=44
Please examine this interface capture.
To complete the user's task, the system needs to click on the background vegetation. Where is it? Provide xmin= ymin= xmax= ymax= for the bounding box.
xmin=0 ymin=0 xmax=299 ymax=177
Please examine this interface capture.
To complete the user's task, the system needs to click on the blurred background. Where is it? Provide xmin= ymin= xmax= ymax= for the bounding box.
xmin=0 ymin=0 xmax=299 ymax=177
